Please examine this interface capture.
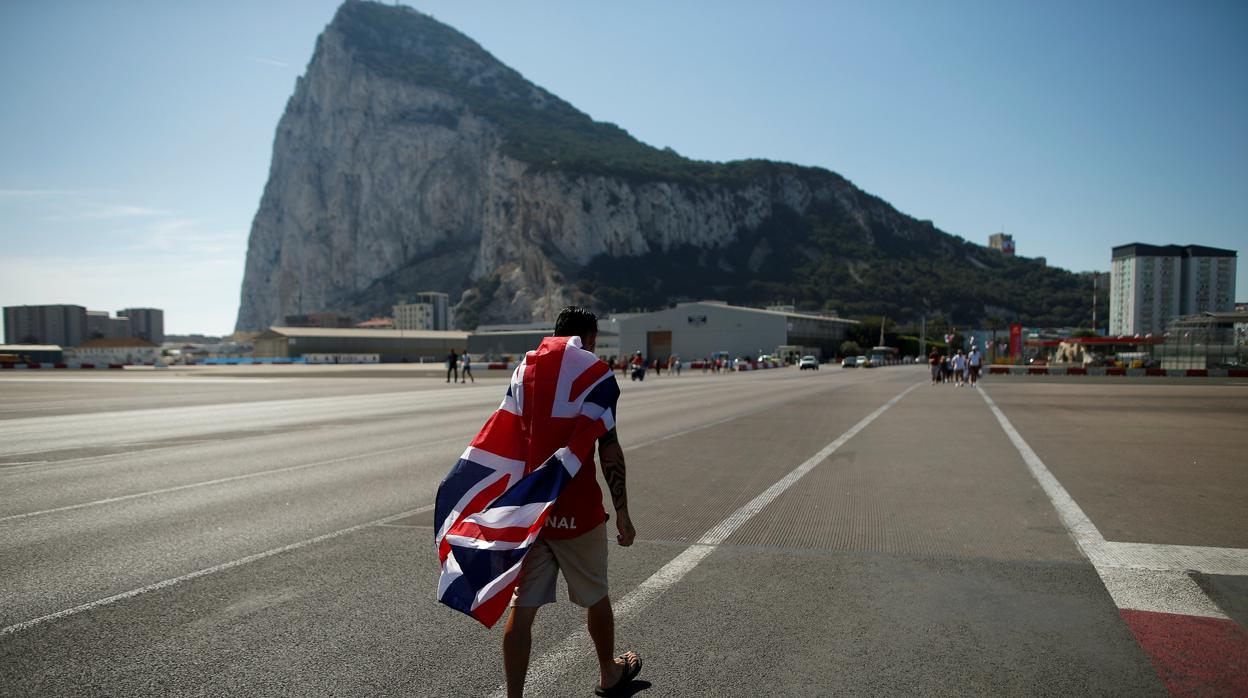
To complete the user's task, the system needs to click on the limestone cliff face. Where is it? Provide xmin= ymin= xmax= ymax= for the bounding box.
xmin=236 ymin=1 xmax=1097 ymax=331
xmin=236 ymin=24 xmax=495 ymax=330
xmin=234 ymin=3 xmax=856 ymax=330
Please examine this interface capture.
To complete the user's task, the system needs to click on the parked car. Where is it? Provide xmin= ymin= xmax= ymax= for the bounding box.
xmin=799 ymin=355 xmax=819 ymax=370
xmin=841 ymin=356 xmax=858 ymax=368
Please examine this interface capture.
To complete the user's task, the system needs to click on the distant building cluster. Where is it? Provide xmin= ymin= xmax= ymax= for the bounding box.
xmin=1109 ymin=243 xmax=1237 ymax=336
xmin=395 ymin=291 xmax=450 ymax=331
xmin=3 ymin=304 xmax=164 ymax=346
xmin=2 ymin=304 xmax=166 ymax=366
xmin=278 ymin=292 xmax=452 ymax=333
xmin=253 ymin=300 xmax=857 ymax=365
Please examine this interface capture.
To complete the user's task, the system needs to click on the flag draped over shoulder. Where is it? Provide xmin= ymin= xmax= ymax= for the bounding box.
xmin=434 ymin=336 xmax=619 ymax=628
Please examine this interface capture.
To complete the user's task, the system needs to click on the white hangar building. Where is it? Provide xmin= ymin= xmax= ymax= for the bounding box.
xmin=612 ymin=301 xmax=857 ymax=363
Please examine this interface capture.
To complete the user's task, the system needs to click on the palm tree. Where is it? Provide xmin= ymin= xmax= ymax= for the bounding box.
xmin=986 ymin=315 xmax=1004 ymax=362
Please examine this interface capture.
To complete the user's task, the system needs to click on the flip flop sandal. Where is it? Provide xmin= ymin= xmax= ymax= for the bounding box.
xmin=594 ymin=652 xmax=642 ymax=697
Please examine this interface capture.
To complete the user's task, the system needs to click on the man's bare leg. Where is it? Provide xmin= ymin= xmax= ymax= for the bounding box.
xmin=587 ymin=595 xmax=624 ymax=688
xmin=503 ymin=605 xmax=539 ymax=698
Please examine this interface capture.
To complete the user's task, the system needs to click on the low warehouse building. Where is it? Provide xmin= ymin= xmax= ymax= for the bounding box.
xmin=67 ymin=337 xmax=160 ymax=365
xmin=253 ymin=327 xmax=469 ymax=363
xmin=613 ymin=301 xmax=857 ymax=363
xmin=0 ymin=344 xmax=64 ymax=365
xmin=468 ymin=321 xmax=619 ymax=361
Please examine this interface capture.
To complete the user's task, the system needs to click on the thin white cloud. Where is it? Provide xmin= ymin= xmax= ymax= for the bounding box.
xmin=246 ymin=56 xmax=290 ymax=68
xmin=43 ymin=203 xmax=167 ymax=222
xmin=0 ymin=189 xmax=85 ymax=198
xmin=85 ymin=204 xmax=167 ymax=219
xmin=132 ymin=218 xmax=244 ymax=255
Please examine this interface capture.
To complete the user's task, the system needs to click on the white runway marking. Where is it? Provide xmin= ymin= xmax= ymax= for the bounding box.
xmin=0 ymin=387 xmax=501 ymax=458
xmin=0 ymin=375 xmax=857 ymax=637
xmin=0 ymin=435 xmax=467 ymax=523
xmin=979 ymin=388 xmax=1231 ymax=619
xmin=491 ymin=381 xmax=924 ymax=698
xmin=0 ymin=505 xmax=434 ymax=637
xmin=0 ymin=377 xmax=286 ymax=384
xmin=1098 ymin=540 xmax=1248 ymax=577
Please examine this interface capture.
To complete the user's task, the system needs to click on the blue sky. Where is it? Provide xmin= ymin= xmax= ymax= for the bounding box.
xmin=1 ymin=0 xmax=1244 ymax=335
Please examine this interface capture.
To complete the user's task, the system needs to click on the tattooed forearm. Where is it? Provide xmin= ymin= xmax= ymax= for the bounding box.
xmin=599 ymin=440 xmax=628 ymax=511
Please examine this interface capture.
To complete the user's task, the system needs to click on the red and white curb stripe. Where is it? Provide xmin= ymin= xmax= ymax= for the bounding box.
xmin=980 ymin=388 xmax=1248 ymax=697
xmin=987 ymin=366 xmax=1246 ymax=378
xmin=1 ymin=363 xmax=125 ymax=370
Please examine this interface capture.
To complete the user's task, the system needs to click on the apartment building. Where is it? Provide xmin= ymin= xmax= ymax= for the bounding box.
xmin=1110 ymin=243 xmax=1237 ymax=336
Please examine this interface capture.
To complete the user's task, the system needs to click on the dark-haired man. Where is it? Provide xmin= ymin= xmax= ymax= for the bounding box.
xmin=446 ymin=348 xmax=459 ymax=383
xmin=503 ymin=306 xmax=642 ymax=698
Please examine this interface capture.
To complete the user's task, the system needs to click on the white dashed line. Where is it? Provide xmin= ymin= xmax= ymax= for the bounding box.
xmin=0 ymin=505 xmax=434 ymax=637
xmin=0 ymin=436 xmax=466 ymax=523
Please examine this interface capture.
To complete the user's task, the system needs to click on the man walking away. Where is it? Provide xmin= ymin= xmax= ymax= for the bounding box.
xmin=952 ymin=349 xmax=967 ymax=387
xmin=461 ymin=353 xmax=474 ymax=383
xmin=968 ymin=346 xmax=982 ymax=387
xmin=447 ymin=349 xmax=459 ymax=383
xmin=928 ymin=348 xmax=941 ymax=385
xmin=502 ymin=307 xmax=642 ymax=697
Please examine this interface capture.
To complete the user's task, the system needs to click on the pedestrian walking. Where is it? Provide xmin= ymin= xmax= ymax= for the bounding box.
xmin=461 ymin=353 xmax=474 ymax=383
xmin=967 ymin=346 xmax=982 ymax=386
xmin=431 ymin=306 xmax=641 ymax=698
xmin=952 ymin=349 xmax=967 ymax=387
xmin=446 ymin=349 xmax=459 ymax=383
xmin=928 ymin=348 xmax=941 ymax=384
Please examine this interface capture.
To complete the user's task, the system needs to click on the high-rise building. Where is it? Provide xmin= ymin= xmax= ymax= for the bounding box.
xmin=395 ymin=292 xmax=450 ymax=331
xmin=988 ymin=232 xmax=1015 ymax=255
xmin=1181 ymin=246 xmax=1237 ymax=319
xmin=1109 ymin=243 xmax=1237 ymax=336
xmin=87 ymin=311 xmax=131 ymax=339
xmin=118 ymin=307 xmax=165 ymax=343
xmin=3 ymin=305 xmax=89 ymax=346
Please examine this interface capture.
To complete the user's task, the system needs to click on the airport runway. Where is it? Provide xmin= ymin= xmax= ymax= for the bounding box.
xmin=1 ymin=365 xmax=1245 ymax=696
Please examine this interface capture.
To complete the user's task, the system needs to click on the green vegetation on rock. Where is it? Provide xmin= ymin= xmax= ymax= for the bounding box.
xmin=332 ymin=1 xmax=1108 ymax=328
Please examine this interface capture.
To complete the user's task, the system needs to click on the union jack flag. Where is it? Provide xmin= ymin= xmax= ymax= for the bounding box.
xmin=434 ymin=335 xmax=619 ymax=627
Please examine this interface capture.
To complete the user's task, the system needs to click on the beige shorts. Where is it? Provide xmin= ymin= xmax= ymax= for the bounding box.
xmin=511 ymin=524 xmax=608 ymax=608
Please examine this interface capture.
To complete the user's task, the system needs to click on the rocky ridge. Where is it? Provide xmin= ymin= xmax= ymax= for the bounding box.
xmin=236 ymin=1 xmax=1099 ymax=331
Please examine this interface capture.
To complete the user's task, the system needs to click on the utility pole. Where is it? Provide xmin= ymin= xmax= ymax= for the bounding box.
xmin=1092 ymin=273 xmax=1099 ymax=335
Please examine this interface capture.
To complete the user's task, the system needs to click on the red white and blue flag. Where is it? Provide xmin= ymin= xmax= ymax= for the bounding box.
xmin=434 ymin=335 xmax=619 ymax=627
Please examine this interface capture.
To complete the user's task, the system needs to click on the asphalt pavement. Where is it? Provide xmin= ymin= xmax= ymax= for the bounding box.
xmin=1 ymin=365 xmax=1244 ymax=696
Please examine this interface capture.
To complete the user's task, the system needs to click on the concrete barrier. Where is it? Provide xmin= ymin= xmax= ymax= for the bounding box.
xmin=974 ymin=366 xmax=1236 ymax=379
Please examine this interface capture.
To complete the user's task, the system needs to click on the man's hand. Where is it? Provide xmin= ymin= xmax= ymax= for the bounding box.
xmin=616 ymin=509 xmax=636 ymax=547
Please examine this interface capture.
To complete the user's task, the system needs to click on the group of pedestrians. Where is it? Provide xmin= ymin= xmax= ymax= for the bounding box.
xmin=928 ymin=346 xmax=983 ymax=387
xmin=612 ymin=353 xmax=682 ymax=380
xmin=701 ymin=357 xmax=732 ymax=374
